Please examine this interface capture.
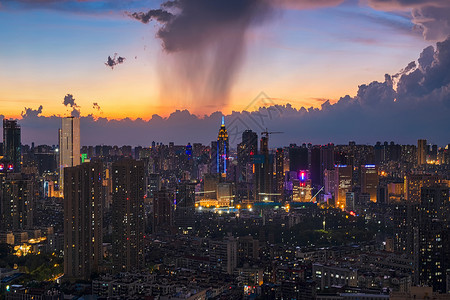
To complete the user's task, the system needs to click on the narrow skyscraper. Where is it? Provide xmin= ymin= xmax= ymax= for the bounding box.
xmin=59 ymin=117 xmax=80 ymax=197
xmin=63 ymin=162 xmax=103 ymax=280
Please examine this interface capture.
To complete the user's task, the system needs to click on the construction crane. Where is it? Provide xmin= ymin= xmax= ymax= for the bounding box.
xmin=261 ymin=129 xmax=283 ymax=139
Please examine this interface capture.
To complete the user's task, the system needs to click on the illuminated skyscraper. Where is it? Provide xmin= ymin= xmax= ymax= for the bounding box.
xmin=417 ymin=139 xmax=427 ymax=165
xmin=63 ymin=162 xmax=103 ymax=280
xmin=59 ymin=117 xmax=80 ymax=196
xmin=217 ymin=117 xmax=229 ymax=178
xmin=360 ymin=164 xmax=379 ymax=202
xmin=3 ymin=119 xmax=21 ymax=172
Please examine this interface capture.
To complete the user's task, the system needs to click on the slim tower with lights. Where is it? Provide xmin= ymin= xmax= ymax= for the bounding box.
xmin=217 ymin=117 xmax=229 ymax=178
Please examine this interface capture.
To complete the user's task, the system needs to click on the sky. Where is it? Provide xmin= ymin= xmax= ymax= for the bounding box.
xmin=0 ymin=0 xmax=449 ymax=146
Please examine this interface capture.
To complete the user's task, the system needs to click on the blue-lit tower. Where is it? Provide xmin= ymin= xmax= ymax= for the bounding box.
xmin=217 ymin=117 xmax=229 ymax=178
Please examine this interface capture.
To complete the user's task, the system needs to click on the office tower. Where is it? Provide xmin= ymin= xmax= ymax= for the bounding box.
xmin=254 ymin=135 xmax=273 ymax=202
xmin=3 ymin=119 xmax=21 ymax=172
xmin=174 ymin=181 xmax=196 ymax=232
xmin=360 ymin=164 xmax=379 ymax=202
xmin=112 ymin=159 xmax=145 ymax=272
xmin=418 ymin=186 xmax=450 ymax=293
xmin=63 ymin=162 xmax=103 ymax=280
xmin=237 ymin=130 xmax=257 ymax=182
xmin=0 ymin=172 xmax=34 ymax=231
xmin=237 ymin=130 xmax=257 ymax=202
xmin=289 ymin=145 xmax=308 ymax=172
xmin=209 ymin=236 xmax=238 ymax=274
xmin=417 ymin=139 xmax=427 ymax=165
xmin=334 ymin=165 xmax=353 ymax=210
xmin=59 ymin=117 xmax=80 ymax=197
xmin=217 ymin=117 xmax=229 ymax=178
xmin=275 ymin=148 xmax=284 ymax=199
xmin=153 ymin=187 xmax=173 ymax=234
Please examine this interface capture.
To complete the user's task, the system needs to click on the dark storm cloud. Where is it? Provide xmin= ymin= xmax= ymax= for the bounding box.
xmin=128 ymin=0 xmax=274 ymax=110
xmin=105 ymin=54 xmax=126 ymax=69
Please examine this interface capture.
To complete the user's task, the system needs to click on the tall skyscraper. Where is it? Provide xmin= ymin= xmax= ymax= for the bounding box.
xmin=254 ymin=135 xmax=273 ymax=202
xmin=59 ymin=117 xmax=80 ymax=197
xmin=275 ymin=148 xmax=284 ymax=200
xmin=112 ymin=159 xmax=145 ymax=272
xmin=3 ymin=119 xmax=21 ymax=172
xmin=417 ymin=139 xmax=427 ymax=165
xmin=320 ymin=144 xmax=335 ymax=186
xmin=63 ymin=162 xmax=103 ymax=280
xmin=217 ymin=117 xmax=229 ymax=178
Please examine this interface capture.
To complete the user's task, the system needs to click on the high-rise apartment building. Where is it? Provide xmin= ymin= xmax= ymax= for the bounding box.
xmin=59 ymin=117 xmax=80 ymax=196
xmin=0 ymin=173 xmax=34 ymax=231
xmin=153 ymin=187 xmax=173 ymax=234
xmin=63 ymin=162 xmax=103 ymax=280
xmin=112 ymin=159 xmax=145 ymax=272
xmin=417 ymin=186 xmax=450 ymax=293
xmin=3 ymin=119 xmax=21 ymax=172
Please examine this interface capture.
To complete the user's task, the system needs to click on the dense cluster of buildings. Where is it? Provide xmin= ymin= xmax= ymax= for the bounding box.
xmin=0 ymin=116 xmax=449 ymax=299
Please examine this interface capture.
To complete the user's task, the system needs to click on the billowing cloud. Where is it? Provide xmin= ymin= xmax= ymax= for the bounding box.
xmin=62 ymin=94 xmax=81 ymax=117
xmin=128 ymin=0 xmax=274 ymax=112
xmin=21 ymin=105 xmax=43 ymax=118
xmin=8 ymin=38 xmax=450 ymax=147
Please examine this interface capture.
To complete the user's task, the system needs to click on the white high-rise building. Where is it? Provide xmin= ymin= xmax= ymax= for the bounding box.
xmin=59 ymin=117 xmax=80 ymax=197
